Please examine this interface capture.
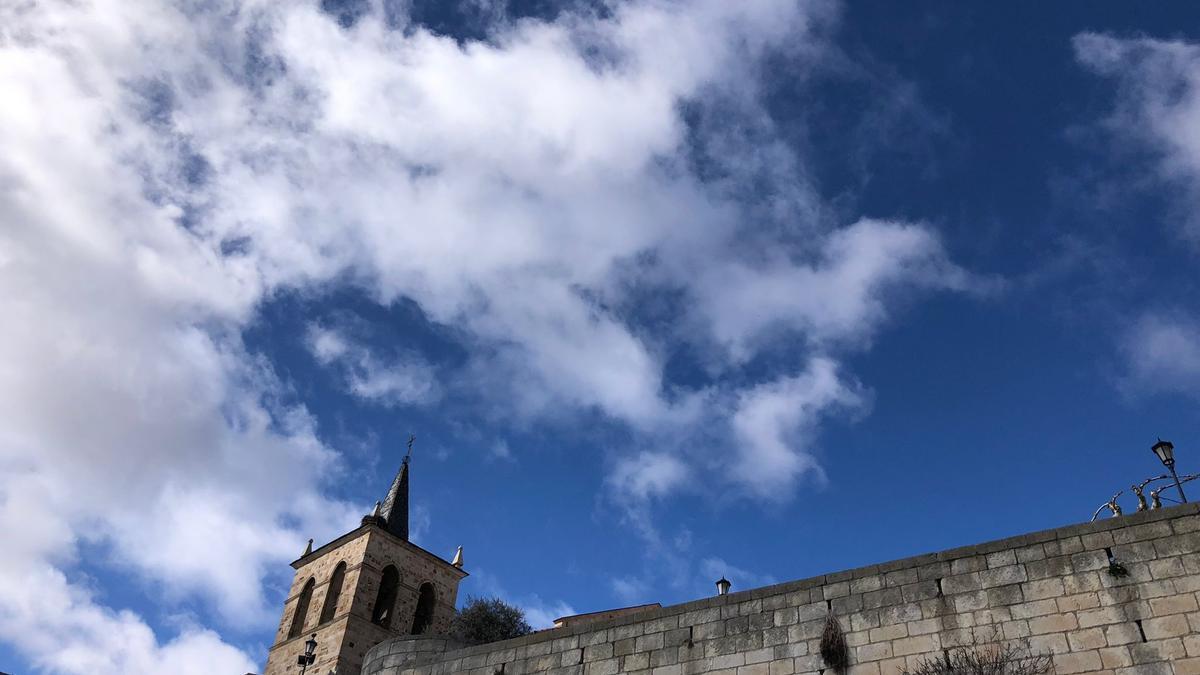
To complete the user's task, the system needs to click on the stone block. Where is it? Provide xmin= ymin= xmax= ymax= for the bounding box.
xmin=938 ymin=573 xmax=980 ymax=595
xmin=584 ymin=658 xmax=618 ymax=675
xmin=831 ymin=594 xmax=864 ymax=615
xmin=1142 ymin=614 xmax=1189 ymax=639
xmin=767 ymin=658 xmax=794 ymax=675
xmin=1000 ymin=619 xmax=1030 ymax=640
xmin=1149 ymin=594 xmax=1197 ymax=616
xmin=901 ymin=581 xmax=939 ymax=603
xmin=583 ymin=643 xmax=613 ymax=663
xmin=1026 ymin=633 xmax=1069 ymax=654
xmin=1066 ymin=627 xmax=1106 ymax=651
xmin=953 ymin=591 xmax=988 ymax=613
xmin=623 ymin=653 xmax=650 ymax=670
xmin=986 ymin=550 xmax=1017 ymax=568
xmin=650 ymin=646 xmax=679 ymax=668
xmin=1179 ymin=657 xmax=1200 ymax=675
xmin=1009 ymin=599 xmax=1058 ymax=619
xmin=849 ymin=610 xmax=880 ymax=632
xmin=635 ymin=633 xmax=664 ymax=652
xmin=986 ymin=584 xmax=1024 ymax=607
xmin=1113 ymin=521 xmax=1173 ymax=545
xmin=1078 ymin=606 xmax=1125 ymax=628
xmin=884 ymin=569 xmax=918 ymax=588
xmin=1015 ymin=544 xmax=1048 ymax=563
xmin=979 ymin=565 xmax=1027 ymax=589
xmin=1022 ymin=578 xmax=1065 ymax=601
xmin=1056 ymin=592 xmax=1099 ymax=613
xmin=1052 ymin=650 xmax=1101 ymax=674
xmin=1129 ymin=637 xmax=1186 ymax=664
xmin=850 ymin=575 xmax=884 ymax=594
xmin=1098 ymin=645 xmax=1132 ymax=669
xmin=856 ymin=642 xmax=892 ymax=662
xmin=949 ymin=556 xmax=987 ymax=575
xmin=868 ymin=623 xmax=908 ymax=642
xmin=892 ymin=634 xmax=939 ymax=657
xmin=823 ymin=581 xmax=850 ymax=599
xmin=1028 ymin=613 xmax=1078 ymax=635
xmin=694 ymin=621 xmax=724 ymax=640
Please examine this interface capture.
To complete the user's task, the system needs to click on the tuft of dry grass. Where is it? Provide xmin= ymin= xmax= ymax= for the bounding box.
xmin=819 ymin=614 xmax=850 ymax=672
xmin=903 ymin=641 xmax=1052 ymax=675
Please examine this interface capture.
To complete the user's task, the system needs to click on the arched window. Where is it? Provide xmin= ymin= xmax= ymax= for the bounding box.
xmin=288 ymin=577 xmax=315 ymax=639
xmin=319 ymin=561 xmax=346 ymax=624
xmin=411 ymin=582 xmax=436 ymax=635
xmin=371 ymin=565 xmax=400 ymax=628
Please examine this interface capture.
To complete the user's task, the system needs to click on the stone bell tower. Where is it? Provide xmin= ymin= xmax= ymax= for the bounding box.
xmin=264 ymin=449 xmax=467 ymax=675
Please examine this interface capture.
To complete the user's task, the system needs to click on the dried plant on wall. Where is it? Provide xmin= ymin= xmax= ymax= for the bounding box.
xmin=903 ymin=641 xmax=1052 ymax=675
xmin=819 ymin=614 xmax=850 ymax=673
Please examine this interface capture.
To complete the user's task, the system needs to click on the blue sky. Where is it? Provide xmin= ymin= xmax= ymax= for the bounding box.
xmin=3 ymin=1 xmax=1200 ymax=673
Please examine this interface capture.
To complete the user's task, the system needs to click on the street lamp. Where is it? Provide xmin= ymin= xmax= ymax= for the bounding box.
xmin=715 ymin=577 xmax=731 ymax=596
xmin=1152 ymin=439 xmax=1187 ymax=504
xmin=297 ymin=634 xmax=317 ymax=674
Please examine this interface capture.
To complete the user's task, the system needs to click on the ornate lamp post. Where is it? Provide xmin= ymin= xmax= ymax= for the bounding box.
xmin=715 ymin=577 xmax=731 ymax=596
xmin=298 ymin=633 xmax=317 ymax=674
xmin=1151 ymin=439 xmax=1187 ymax=504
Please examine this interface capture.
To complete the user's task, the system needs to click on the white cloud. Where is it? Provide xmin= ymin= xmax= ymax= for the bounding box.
xmin=1074 ymin=32 xmax=1200 ymax=243
xmin=490 ymin=439 xmax=515 ymax=461
xmin=609 ymin=576 xmax=652 ymax=605
xmin=608 ymin=452 xmax=693 ymax=503
xmin=0 ymin=0 xmax=976 ymax=671
xmin=731 ymin=357 xmax=866 ymax=498
xmin=1120 ymin=312 xmax=1200 ymax=396
xmin=306 ymin=324 xmax=439 ymax=405
xmin=0 ymin=563 xmax=257 ymax=675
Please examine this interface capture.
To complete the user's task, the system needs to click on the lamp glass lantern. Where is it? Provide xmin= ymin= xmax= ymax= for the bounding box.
xmin=1151 ymin=439 xmax=1187 ymax=504
xmin=305 ymin=634 xmax=318 ymax=658
xmin=1152 ymin=439 xmax=1175 ymax=467
xmin=715 ymin=577 xmax=731 ymax=596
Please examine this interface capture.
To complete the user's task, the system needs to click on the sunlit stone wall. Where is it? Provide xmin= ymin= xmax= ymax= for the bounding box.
xmin=363 ymin=503 xmax=1200 ymax=675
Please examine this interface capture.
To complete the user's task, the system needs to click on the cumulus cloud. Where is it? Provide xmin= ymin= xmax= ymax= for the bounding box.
xmin=608 ymin=452 xmax=693 ymax=503
xmin=1119 ymin=312 xmax=1200 ymax=396
xmin=306 ymin=324 xmax=439 ymax=405
xmin=731 ymin=357 xmax=866 ymax=498
xmin=0 ymin=0 xmax=976 ymax=670
xmin=1074 ymin=32 xmax=1200 ymax=243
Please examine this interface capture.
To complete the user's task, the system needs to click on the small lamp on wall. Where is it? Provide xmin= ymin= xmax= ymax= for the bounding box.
xmin=715 ymin=577 xmax=731 ymax=596
xmin=298 ymin=633 xmax=317 ymax=674
xmin=1151 ymin=439 xmax=1188 ymax=504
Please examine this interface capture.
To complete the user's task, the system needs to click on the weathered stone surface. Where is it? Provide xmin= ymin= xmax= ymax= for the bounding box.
xmin=354 ymin=504 xmax=1200 ymax=675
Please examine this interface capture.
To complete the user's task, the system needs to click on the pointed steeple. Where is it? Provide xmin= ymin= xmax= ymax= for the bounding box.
xmin=379 ymin=436 xmax=414 ymax=540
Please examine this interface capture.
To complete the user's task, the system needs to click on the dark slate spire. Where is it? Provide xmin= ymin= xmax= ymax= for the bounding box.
xmin=379 ymin=436 xmax=413 ymax=540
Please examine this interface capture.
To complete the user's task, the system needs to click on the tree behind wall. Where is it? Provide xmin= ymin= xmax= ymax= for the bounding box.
xmin=450 ymin=596 xmax=533 ymax=646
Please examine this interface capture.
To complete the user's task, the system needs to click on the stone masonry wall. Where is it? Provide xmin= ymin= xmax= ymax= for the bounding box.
xmin=362 ymin=503 xmax=1200 ymax=675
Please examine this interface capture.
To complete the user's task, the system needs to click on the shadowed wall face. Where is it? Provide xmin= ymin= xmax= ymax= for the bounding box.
xmin=363 ymin=504 xmax=1200 ymax=675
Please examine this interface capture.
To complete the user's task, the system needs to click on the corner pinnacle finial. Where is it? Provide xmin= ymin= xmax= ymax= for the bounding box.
xmin=303 ymin=538 xmax=313 ymax=557
xmin=451 ymin=545 xmax=464 ymax=568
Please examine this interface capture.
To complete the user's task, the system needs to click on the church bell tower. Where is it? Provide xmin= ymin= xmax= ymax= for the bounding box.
xmin=264 ymin=448 xmax=467 ymax=675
